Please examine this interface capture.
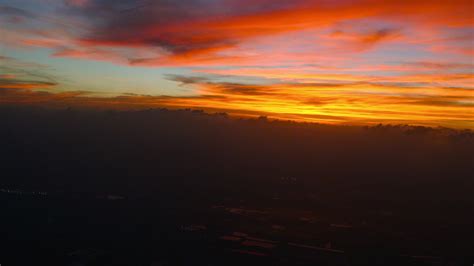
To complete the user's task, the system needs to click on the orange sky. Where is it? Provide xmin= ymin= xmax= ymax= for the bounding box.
xmin=0 ymin=0 xmax=473 ymax=128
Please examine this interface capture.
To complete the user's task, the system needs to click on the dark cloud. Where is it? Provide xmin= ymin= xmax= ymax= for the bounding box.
xmin=165 ymin=74 xmax=279 ymax=96
xmin=0 ymin=60 xmax=58 ymax=90
xmin=67 ymin=0 xmax=230 ymax=53
xmin=0 ymin=56 xmax=59 ymax=89
xmin=0 ymin=79 xmax=57 ymax=90
xmin=165 ymin=74 xmax=211 ymax=86
xmin=212 ymin=83 xmax=277 ymax=96
xmin=61 ymin=0 xmax=311 ymax=58
xmin=361 ymin=28 xmax=399 ymax=45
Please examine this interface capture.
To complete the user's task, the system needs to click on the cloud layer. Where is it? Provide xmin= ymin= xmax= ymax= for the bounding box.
xmin=0 ymin=0 xmax=473 ymax=128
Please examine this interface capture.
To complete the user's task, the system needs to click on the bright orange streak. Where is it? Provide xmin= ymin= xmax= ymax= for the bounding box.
xmin=2 ymin=82 xmax=471 ymax=129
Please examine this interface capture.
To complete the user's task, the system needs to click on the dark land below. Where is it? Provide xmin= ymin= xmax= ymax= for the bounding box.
xmin=1 ymin=106 xmax=473 ymax=266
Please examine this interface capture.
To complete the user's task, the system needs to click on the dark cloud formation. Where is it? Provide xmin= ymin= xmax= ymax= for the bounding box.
xmin=66 ymin=0 xmax=281 ymax=55
xmin=213 ymin=83 xmax=277 ymax=96
xmin=165 ymin=74 xmax=211 ymax=86
xmin=0 ymin=79 xmax=56 ymax=90
xmin=0 ymin=56 xmax=58 ymax=91
xmin=58 ymin=0 xmax=473 ymax=63
xmin=361 ymin=28 xmax=399 ymax=44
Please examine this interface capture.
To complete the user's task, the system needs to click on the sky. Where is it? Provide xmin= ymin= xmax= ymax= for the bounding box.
xmin=0 ymin=0 xmax=473 ymax=128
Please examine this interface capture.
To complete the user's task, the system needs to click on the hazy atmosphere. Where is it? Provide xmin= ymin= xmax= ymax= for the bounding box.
xmin=1 ymin=1 xmax=473 ymax=266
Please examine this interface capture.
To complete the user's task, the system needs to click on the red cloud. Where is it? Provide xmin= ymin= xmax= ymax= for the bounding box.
xmin=66 ymin=0 xmax=473 ymax=65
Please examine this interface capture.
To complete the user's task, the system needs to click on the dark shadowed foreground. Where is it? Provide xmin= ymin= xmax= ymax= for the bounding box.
xmin=1 ymin=106 xmax=473 ymax=266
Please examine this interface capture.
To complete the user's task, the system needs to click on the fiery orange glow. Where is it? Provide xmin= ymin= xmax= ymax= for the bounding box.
xmin=0 ymin=0 xmax=473 ymax=128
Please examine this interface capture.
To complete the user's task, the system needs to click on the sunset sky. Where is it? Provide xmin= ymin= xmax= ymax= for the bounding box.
xmin=1 ymin=0 xmax=473 ymax=128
